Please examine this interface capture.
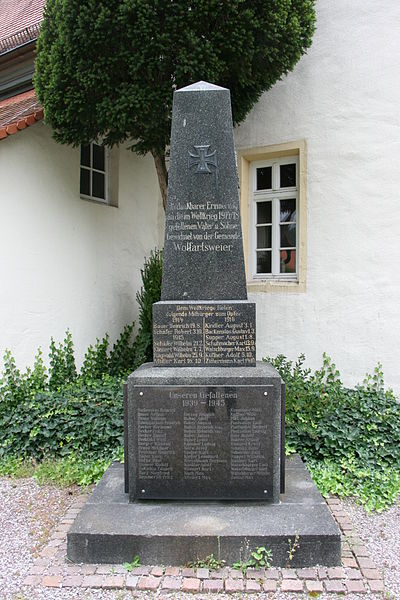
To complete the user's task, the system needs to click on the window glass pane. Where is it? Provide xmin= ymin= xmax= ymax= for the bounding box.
xmin=280 ymin=163 xmax=296 ymax=188
xmin=257 ymin=226 xmax=271 ymax=249
xmin=80 ymin=145 xmax=91 ymax=168
xmin=256 ymin=250 xmax=271 ymax=274
xmin=280 ymin=199 xmax=296 ymax=222
xmin=256 ymin=201 xmax=271 ymax=224
xmin=92 ymin=171 xmax=105 ymax=199
xmin=256 ymin=166 xmax=272 ymax=190
xmin=80 ymin=168 xmax=90 ymax=196
xmin=280 ymin=250 xmax=296 ymax=274
xmin=280 ymin=224 xmax=296 ymax=248
xmin=92 ymin=143 xmax=105 ymax=172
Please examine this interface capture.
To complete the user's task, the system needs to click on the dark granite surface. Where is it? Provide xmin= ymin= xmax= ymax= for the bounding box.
xmin=161 ymin=81 xmax=247 ymax=301
xmin=67 ymin=458 xmax=341 ymax=566
xmin=153 ymin=300 xmax=256 ymax=367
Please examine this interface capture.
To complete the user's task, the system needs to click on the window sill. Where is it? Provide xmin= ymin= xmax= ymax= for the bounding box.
xmin=247 ymin=279 xmax=306 ymax=293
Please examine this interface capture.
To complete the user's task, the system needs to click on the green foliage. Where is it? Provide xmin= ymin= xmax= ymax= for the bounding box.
xmin=233 ymin=546 xmax=272 ymax=574
xmin=286 ymin=533 xmax=300 ymax=566
xmin=123 ymin=555 xmax=141 ymax=572
xmin=0 ymin=377 xmax=124 ymax=460
xmin=187 ymin=554 xmax=225 ymax=571
xmin=35 ymin=0 xmax=316 ymax=155
xmin=268 ymin=353 xmax=400 ymax=511
xmin=0 ymin=454 xmax=113 ymax=487
xmin=135 ymin=249 xmax=163 ymax=363
xmin=49 ymin=330 xmax=77 ymax=389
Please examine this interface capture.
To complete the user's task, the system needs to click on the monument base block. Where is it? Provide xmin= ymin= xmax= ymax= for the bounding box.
xmin=67 ymin=457 xmax=341 ymax=566
xmin=126 ymin=362 xmax=282 ymax=502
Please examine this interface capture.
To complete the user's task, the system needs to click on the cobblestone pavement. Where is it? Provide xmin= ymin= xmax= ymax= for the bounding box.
xmin=17 ymin=491 xmax=388 ymax=598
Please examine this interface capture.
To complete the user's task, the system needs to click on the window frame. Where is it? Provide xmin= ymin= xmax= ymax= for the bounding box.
xmin=80 ymin=142 xmax=110 ymax=205
xmin=250 ymin=156 xmax=299 ymax=281
xmin=237 ymin=140 xmax=307 ymax=294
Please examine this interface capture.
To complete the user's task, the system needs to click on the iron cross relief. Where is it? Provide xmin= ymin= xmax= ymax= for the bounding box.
xmin=188 ymin=145 xmax=218 ymax=173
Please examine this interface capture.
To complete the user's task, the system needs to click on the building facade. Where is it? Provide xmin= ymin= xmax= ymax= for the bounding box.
xmin=1 ymin=0 xmax=399 ymax=391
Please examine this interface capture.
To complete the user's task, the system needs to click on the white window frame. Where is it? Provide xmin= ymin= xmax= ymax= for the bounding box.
xmin=250 ymin=156 xmax=299 ymax=281
xmin=80 ymin=142 xmax=110 ymax=204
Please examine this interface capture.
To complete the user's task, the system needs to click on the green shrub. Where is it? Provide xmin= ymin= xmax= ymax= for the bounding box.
xmin=135 ymin=248 xmax=163 ymax=363
xmin=0 ymin=377 xmax=124 ymax=460
xmin=269 ymin=353 xmax=400 ymax=510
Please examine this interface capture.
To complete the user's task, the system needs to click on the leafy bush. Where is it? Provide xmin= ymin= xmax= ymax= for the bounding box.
xmin=269 ymin=353 xmax=400 ymax=510
xmin=135 ymin=248 xmax=163 ymax=363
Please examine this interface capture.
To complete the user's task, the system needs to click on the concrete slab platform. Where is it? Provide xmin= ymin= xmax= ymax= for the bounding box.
xmin=67 ymin=456 xmax=341 ymax=567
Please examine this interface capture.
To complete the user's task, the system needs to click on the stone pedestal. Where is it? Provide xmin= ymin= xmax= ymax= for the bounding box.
xmin=67 ymin=456 xmax=341 ymax=567
xmin=126 ymin=362 xmax=283 ymax=502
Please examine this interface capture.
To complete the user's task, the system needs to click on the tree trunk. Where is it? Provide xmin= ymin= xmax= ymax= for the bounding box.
xmin=152 ymin=150 xmax=168 ymax=211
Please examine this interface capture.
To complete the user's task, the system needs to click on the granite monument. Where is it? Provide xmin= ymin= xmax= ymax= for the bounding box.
xmin=126 ymin=81 xmax=283 ymax=501
xmin=67 ymin=81 xmax=341 ymax=567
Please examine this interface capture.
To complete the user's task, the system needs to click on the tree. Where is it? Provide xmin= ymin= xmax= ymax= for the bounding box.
xmin=34 ymin=0 xmax=316 ymax=209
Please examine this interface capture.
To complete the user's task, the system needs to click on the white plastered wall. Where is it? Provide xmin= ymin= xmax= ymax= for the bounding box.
xmin=234 ymin=0 xmax=400 ymax=392
xmin=0 ymin=122 xmax=164 ymax=368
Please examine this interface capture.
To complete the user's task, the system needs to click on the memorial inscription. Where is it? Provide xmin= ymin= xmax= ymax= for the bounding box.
xmin=131 ymin=385 xmax=276 ymax=501
xmin=153 ymin=302 xmax=255 ymax=367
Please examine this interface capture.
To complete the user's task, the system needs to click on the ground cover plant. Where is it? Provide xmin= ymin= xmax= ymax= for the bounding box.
xmin=269 ymin=353 xmax=400 ymax=511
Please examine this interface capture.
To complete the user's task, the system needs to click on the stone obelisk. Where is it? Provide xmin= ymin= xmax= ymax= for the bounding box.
xmin=126 ymin=81 xmax=282 ymax=502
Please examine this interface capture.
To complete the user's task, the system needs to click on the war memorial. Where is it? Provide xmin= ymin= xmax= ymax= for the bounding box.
xmin=67 ymin=82 xmax=340 ymax=567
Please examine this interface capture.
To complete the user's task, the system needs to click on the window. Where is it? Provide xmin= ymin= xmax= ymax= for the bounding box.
xmin=80 ymin=142 xmax=109 ymax=203
xmin=237 ymin=141 xmax=306 ymax=293
xmin=251 ymin=156 xmax=298 ymax=280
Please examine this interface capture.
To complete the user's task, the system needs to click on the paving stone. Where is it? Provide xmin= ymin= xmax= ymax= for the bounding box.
xmin=281 ymin=568 xmax=297 ymax=578
xmin=358 ymin=557 xmax=377 ymax=569
xmin=327 ymin=566 xmax=346 ymax=579
xmin=62 ymin=575 xmax=84 ymax=587
xmin=342 ymin=557 xmax=358 ymax=568
xmin=42 ymin=575 xmax=62 ymax=588
xmin=297 ymin=568 xmax=317 ymax=579
xmin=246 ymin=567 xmax=265 ymax=579
xmin=346 ymin=567 xmax=363 ymax=579
xmin=317 ymin=567 xmax=327 ymax=579
xmin=225 ymin=578 xmax=244 ymax=592
xmin=369 ymin=580 xmax=385 ymax=592
xmin=346 ymin=580 xmax=367 ymax=593
xmin=263 ymin=580 xmax=277 ymax=592
xmin=137 ymin=576 xmax=160 ymax=590
xmin=48 ymin=539 xmax=62 ymax=547
xmin=182 ymin=577 xmax=201 ymax=592
xmin=203 ymin=579 xmax=223 ymax=592
xmin=131 ymin=566 xmax=151 ymax=575
xmin=181 ymin=567 xmax=196 ymax=577
xmin=265 ymin=568 xmax=279 ymax=579
xmin=96 ymin=565 xmax=114 ymax=575
xmin=64 ymin=565 xmax=82 ymax=575
xmin=161 ymin=576 xmax=181 ymax=590
xmin=52 ymin=531 xmax=66 ymax=539
xmin=23 ymin=575 xmax=41 ymax=586
xmin=245 ymin=579 xmax=261 ymax=592
xmin=81 ymin=575 xmax=103 ymax=588
xmin=228 ymin=569 xmax=243 ymax=579
xmin=80 ymin=564 xmax=97 ymax=575
xmin=47 ymin=566 xmax=64 ymax=576
xmin=196 ymin=567 xmax=209 ymax=579
xmin=40 ymin=547 xmax=57 ymax=558
xmin=281 ymin=579 xmax=303 ymax=592
xmin=29 ymin=565 xmax=45 ymax=575
xmin=210 ymin=570 xmax=223 ymax=579
xmin=353 ymin=544 xmax=370 ymax=557
xmin=306 ymin=580 xmax=324 ymax=593
xmin=151 ymin=566 xmax=164 ymax=577
xmin=126 ymin=575 xmax=139 ymax=589
xmin=325 ymin=580 xmax=346 ymax=593
xmin=110 ymin=565 xmax=127 ymax=574
xmin=33 ymin=558 xmax=51 ymax=567
xmin=165 ymin=566 xmax=180 ymax=576
xmin=102 ymin=575 xmax=125 ymax=589
xmin=362 ymin=568 xmax=382 ymax=579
